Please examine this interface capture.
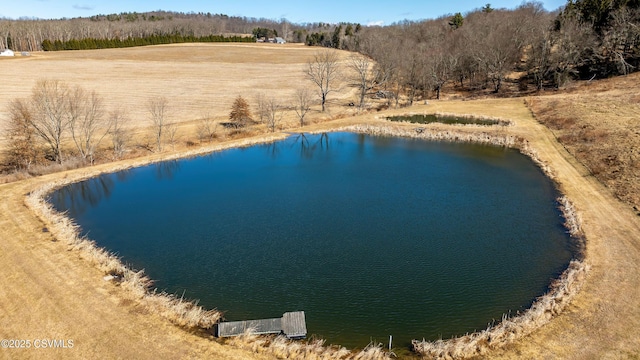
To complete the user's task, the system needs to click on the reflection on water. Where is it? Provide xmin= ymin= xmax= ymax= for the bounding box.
xmin=256 ymin=133 xmax=333 ymax=160
xmin=154 ymin=160 xmax=181 ymax=180
xmin=291 ymin=132 xmax=330 ymax=159
xmin=48 ymin=173 xmax=120 ymax=216
xmin=48 ymin=132 xmax=573 ymax=349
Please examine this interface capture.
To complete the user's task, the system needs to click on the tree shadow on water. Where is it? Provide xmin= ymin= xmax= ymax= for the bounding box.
xmin=48 ymin=171 xmax=132 ymax=217
xmin=289 ymin=132 xmax=330 ymax=159
xmin=153 ymin=160 xmax=181 ymax=180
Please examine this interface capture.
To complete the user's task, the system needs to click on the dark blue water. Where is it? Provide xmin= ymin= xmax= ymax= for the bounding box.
xmin=49 ymin=133 xmax=573 ymax=349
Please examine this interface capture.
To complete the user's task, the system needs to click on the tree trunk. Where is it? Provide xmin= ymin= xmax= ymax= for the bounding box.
xmin=493 ymin=77 xmax=502 ymax=93
xmin=409 ymin=86 xmax=416 ymax=106
xmin=55 ymin=142 xmax=63 ymax=164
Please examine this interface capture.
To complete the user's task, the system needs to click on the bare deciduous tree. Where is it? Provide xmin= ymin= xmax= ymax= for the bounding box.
xmin=147 ymin=96 xmax=169 ymax=152
xmin=68 ymin=86 xmax=109 ymax=164
xmin=467 ymin=11 xmax=524 ymax=93
xmin=372 ymin=46 xmax=401 ymax=108
xmin=402 ymin=44 xmax=428 ymax=105
xmin=306 ymin=49 xmax=341 ymax=112
xmin=427 ymin=50 xmax=458 ymax=100
xmin=165 ymin=121 xmax=178 ymax=150
xmin=254 ymin=92 xmax=268 ymax=124
xmin=196 ymin=112 xmax=217 ymax=142
xmin=550 ymin=16 xmax=597 ymax=87
xmin=30 ymin=79 xmax=70 ymax=164
xmin=108 ymin=108 xmax=130 ymax=159
xmin=293 ymin=88 xmax=312 ymax=127
xmin=348 ymin=54 xmax=380 ymax=110
xmin=263 ymin=97 xmax=283 ymax=132
xmin=601 ymin=7 xmax=639 ymax=75
xmin=528 ymin=29 xmax=554 ymax=90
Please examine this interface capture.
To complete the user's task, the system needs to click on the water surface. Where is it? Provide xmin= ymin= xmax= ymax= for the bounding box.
xmin=49 ymin=132 xmax=573 ymax=349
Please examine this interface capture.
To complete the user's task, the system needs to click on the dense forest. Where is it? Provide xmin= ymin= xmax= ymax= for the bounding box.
xmin=343 ymin=0 xmax=640 ymax=96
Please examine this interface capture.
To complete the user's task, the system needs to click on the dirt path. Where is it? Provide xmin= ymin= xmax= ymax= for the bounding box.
xmin=1 ymin=98 xmax=639 ymax=359
xmin=500 ymin=108 xmax=640 ymax=359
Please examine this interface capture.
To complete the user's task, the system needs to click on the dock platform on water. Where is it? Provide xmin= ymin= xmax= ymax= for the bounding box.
xmin=215 ymin=311 xmax=307 ymax=339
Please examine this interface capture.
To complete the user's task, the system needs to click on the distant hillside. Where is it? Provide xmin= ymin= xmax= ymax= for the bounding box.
xmin=0 ymin=10 xmax=348 ymax=52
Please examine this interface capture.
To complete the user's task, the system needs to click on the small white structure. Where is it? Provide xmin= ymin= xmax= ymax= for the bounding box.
xmin=275 ymin=37 xmax=286 ymax=44
xmin=0 ymin=49 xmax=15 ymax=57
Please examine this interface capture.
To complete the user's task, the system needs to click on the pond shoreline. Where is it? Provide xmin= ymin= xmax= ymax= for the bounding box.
xmin=335 ymin=124 xmax=589 ymax=358
xmin=24 ymin=118 xmax=587 ymax=359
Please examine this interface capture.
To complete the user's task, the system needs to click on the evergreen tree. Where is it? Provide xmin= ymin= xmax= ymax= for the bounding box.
xmin=331 ymin=25 xmax=342 ymax=49
xmin=345 ymin=24 xmax=354 ymax=37
xmin=449 ymin=13 xmax=464 ymax=29
xmin=252 ymin=27 xmax=278 ymax=39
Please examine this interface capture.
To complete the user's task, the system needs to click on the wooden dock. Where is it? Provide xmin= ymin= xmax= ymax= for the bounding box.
xmin=215 ymin=311 xmax=307 ymax=339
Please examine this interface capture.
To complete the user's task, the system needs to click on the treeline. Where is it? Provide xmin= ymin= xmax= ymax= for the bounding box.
xmin=297 ymin=1 xmax=640 ymax=95
xmin=305 ymin=23 xmax=362 ymax=48
xmin=41 ymin=33 xmax=253 ymax=51
xmin=0 ymin=10 xmax=338 ymax=51
xmin=349 ymin=4 xmax=555 ymax=99
xmin=335 ymin=0 xmax=640 ymax=95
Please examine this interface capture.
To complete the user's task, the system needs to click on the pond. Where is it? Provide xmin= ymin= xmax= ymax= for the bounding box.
xmin=48 ymin=132 xmax=574 ymax=349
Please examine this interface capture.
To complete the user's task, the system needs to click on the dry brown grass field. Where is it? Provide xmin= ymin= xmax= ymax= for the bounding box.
xmin=526 ymin=74 xmax=640 ymax=215
xmin=0 ymin=43 xmax=357 ymax=140
xmin=1 ymin=44 xmax=640 ymax=359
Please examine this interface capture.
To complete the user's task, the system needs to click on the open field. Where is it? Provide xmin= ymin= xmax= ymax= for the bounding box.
xmin=526 ymin=74 xmax=640 ymax=215
xmin=0 ymin=43 xmax=357 ymax=138
xmin=1 ymin=44 xmax=640 ymax=359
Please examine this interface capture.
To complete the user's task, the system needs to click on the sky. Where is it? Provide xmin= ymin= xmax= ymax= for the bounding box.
xmin=0 ymin=0 xmax=568 ymax=26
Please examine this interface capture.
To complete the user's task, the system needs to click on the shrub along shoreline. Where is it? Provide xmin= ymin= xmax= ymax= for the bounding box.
xmin=24 ymin=124 xmax=588 ymax=359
